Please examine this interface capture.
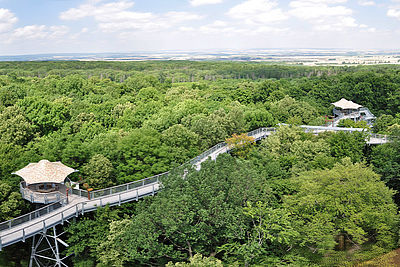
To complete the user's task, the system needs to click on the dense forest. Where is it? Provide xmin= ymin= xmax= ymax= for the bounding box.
xmin=1 ymin=61 xmax=400 ymax=266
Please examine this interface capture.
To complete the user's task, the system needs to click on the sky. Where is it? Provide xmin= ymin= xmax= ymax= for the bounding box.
xmin=1 ymin=0 xmax=400 ymax=55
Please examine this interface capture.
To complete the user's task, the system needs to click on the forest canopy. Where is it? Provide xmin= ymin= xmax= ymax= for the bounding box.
xmin=1 ymin=61 xmax=400 ymax=266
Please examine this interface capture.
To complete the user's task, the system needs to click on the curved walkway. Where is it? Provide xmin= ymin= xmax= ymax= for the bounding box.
xmin=0 ymin=125 xmax=389 ymax=250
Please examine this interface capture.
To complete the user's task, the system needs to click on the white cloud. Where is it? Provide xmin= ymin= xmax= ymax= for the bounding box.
xmin=60 ymin=0 xmax=202 ymax=33
xmin=60 ymin=1 xmax=135 ymax=20
xmin=358 ymin=0 xmax=375 ymax=6
xmin=228 ymin=0 xmax=288 ymax=25
xmin=289 ymin=0 xmax=358 ymax=31
xmin=289 ymin=0 xmax=352 ymax=19
xmin=388 ymin=8 xmax=400 ymax=19
xmin=12 ymin=25 xmax=69 ymax=40
xmin=190 ymin=0 xmax=223 ymax=7
xmin=197 ymin=19 xmax=287 ymax=36
xmin=0 ymin=8 xmax=18 ymax=33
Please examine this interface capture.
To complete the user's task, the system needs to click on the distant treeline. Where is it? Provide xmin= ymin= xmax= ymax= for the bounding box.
xmin=0 ymin=61 xmax=356 ymax=81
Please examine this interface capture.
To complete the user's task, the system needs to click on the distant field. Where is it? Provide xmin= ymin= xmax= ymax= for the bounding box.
xmin=1 ymin=49 xmax=400 ymax=66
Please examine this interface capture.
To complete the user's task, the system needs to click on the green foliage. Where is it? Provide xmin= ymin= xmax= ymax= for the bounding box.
xmin=0 ymin=180 xmax=26 ymax=221
xmin=284 ymin=160 xmax=399 ymax=256
xmin=166 ymin=254 xmax=224 ymax=267
xmin=161 ymin=124 xmax=200 ymax=164
xmin=326 ymin=131 xmax=366 ymax=162
xmin=270 ymin=96 xmax=320 ymax=125
xmin=81 ymin=154 xmax=115 ymax=189
xmin=1 ymin=62 xmax=400 ymax=266
xmin=262 ymin=126 xmax=335 ymax=172
xmin=225 ymin=133 xmax=255 ymax=159
xmin=244 ymin=107 xmax=275 ymax=129
xmin=98 ymin=154 xmax=275 ymax=266
xmin=114 ymin=127 xmax=170 ymax=183
xmin=65 ymin=206 xmax=121 ymax=265
xmin=338 ymin=119 xmax=370 ymax=129
xmin=0 ymin=105 xmax=37 ymax=146
xmin=186 ymin=106 xmax=245 ymax=149
xmin=17 ymin=96 xmax=72 ymax=134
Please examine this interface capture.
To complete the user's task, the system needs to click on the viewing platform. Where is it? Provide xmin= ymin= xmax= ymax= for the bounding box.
xmin=331 ymin=98 xmax=376 ymax=126
xmin=19 ymin=182 xmax=67 ymax=204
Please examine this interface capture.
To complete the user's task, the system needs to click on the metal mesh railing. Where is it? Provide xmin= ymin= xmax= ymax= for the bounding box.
xmin=0 ymin=182 xmax=159 ymax=249
xmin=70 ymin=172 xmax=169 ymax=200
xmin=0 ymin=199 xmax=67 ymax=232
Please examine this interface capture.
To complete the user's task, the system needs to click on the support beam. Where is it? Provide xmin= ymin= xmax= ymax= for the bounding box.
xmin=28 ymin=226 xmax=71 ymax=267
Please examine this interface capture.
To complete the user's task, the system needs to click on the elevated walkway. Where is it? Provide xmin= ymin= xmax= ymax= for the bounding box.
xmin=0 ymin=125 xmax=389 ymax=250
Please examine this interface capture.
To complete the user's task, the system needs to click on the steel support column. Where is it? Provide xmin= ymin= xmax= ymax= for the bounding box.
xmin=28 ymin=226 xmax=70 ymax=267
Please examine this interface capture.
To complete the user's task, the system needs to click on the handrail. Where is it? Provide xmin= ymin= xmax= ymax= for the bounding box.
xmin=70 ymin=172 xmax=169 ymax=199
xmin=0 ymin=198 xmax=68 ymax=232
xmin=20 ymin=183 xmax=64 ymax=204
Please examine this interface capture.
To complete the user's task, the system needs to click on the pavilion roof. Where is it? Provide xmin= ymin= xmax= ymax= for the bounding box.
xmin=13 ymin=160 xmax=77 ymax=185
xmin=332 ymin=98 xmax=362 ymax=110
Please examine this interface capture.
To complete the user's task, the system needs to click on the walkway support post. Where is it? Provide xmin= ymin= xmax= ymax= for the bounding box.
xmin=29 ymin=226 xmax=70 ymax=267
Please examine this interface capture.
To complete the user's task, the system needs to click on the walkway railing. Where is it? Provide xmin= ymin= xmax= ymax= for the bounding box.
xmin=0 ymin=182 xmax=158 ymax=249
xmin=0 ymin=198 xmax=68 ymax=232
xmin=71 ymin=172 xmax=168 ymax=200
xmin=20 ymin=183 xmax=63 ymax=204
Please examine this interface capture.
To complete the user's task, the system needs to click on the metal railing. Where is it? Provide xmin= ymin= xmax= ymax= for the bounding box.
xmin=0 ymin=182 xmax=158 ymax=249
xmin=70 ymin=172 xmax=168 ymax=200
xmin=0 ymin=198 xmax=67 ymax=232
xmin=20 ymin=183 xmax=63 ymax=204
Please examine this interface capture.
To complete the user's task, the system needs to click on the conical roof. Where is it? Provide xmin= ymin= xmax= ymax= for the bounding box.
xmin=332 ymin=98 xmax=362 ymax=110
xmin=13 ymin=160 xmax=77 ymax=185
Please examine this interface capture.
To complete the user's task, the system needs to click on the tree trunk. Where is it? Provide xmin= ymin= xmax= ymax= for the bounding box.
xmin=187 ymin=241 xmax=193 ymax=258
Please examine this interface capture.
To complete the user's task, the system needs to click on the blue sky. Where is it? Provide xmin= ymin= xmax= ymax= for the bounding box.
xmin=1 ymin=0 xmax=400 ymax=55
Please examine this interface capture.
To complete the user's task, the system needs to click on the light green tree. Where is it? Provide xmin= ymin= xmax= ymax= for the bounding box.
xmin=284 ymin=159 xmax=399 ymax=254
xmin=166 ymin=254 xmax=224 ymax=267
xmin=82 ymin=154 xmax=114 ymax=189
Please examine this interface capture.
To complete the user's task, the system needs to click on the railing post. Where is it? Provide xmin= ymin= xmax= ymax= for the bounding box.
xmin=22 ymin=229 xmax=25 ymax=242
xmin=8 ymin=220 xmax=11 ymax=229
xmin=0 ymin=236 xmax=2 ymax=251
xmin=100 ymin=198 xmax=103 ymax=206
xmin=44 ymin=194 xmax=48 ymax=204
xmin=61 ymin=212 xmax=64 ymax=225
xmin=29 ymin=213 xmax=32 ymax=222
xmin=82 ymin=203 xmax=85 ymax=215
xmin=126 ymin=184 xmax=129 ymax=191
xmin=119 ymin=194 xmax=121 ymax=206
xmin=152 ymin=184 xmax=155 ymax=196
xmin=110 ymin=188 xmax=112 ymax=195
xmin=43 ymin=221 xmax=46 ymax=232
xmin=142 ymin=180 xmax=145 ymax=187
xmin=79 ymin=190 xmax=82 ymax=197
xmin=47 ymin=206 xmax=49 ymax=214
xmin=76 ymin=205 xmax=78 ymax=217
xmin=136 ymin=190 xmax=139 ymax=201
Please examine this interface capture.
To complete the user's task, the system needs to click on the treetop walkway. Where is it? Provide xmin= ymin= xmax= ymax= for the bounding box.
xmin=0 ymin=125 xmax=390 ymax=250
